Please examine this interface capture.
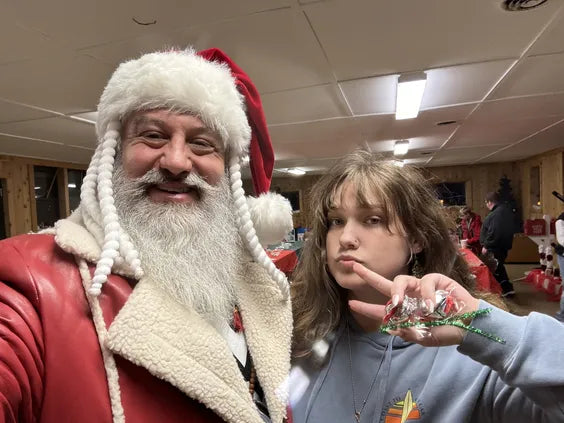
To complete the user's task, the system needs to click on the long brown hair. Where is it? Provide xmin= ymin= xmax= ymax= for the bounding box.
xmin=291 ymin=150 xmax=501 ymax=357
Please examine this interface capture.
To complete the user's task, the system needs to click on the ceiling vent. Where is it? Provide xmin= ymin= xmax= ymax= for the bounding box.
xmin=436 ymin=120 xmax=457 ymax=126
xmin=502 ymin=0 xmax=548 ymax=11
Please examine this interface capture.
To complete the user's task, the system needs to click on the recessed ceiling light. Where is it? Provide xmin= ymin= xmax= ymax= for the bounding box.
xmin=396 ymin=72 xmax=427 ymax=120
xmin=287 ymin=168 xmax=306 ymax=176
xmin=393 ymin=140 xmax=409 ymax=156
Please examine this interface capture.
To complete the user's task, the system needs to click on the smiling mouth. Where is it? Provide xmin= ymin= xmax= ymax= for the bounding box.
xmin=150 ymin=184 xmax=202 ymax=199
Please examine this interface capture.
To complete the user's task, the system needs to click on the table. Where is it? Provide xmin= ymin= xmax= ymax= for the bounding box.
xmin=459 ymin=248 xmax=501 ymax=294
xmin=266 ymin=249 xmax=299 ymax=275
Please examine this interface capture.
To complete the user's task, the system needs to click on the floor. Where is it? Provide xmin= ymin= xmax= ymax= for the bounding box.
xmin=505 ymin=264 xmax=560 ymax=318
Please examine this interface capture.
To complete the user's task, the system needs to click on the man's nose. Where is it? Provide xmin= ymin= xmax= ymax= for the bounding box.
xmin=159 ymin=136 xmax=193 ymax=176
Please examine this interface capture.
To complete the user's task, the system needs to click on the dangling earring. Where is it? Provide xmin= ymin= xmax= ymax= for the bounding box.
xmin=409 ymin=249 xmax=424 ymax=278
xmin=411 ymin=255 xmax=424 ymax=278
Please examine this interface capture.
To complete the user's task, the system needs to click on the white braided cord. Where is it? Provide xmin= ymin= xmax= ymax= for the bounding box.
xmin=228 ymin=157 xmax=289 ymax=300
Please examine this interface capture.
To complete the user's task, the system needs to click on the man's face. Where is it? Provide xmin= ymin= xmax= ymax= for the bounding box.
xmin=120 ymin=109 xmax=225 ymax=204
xmin=485 ymin=200 xmax=494 ymax=211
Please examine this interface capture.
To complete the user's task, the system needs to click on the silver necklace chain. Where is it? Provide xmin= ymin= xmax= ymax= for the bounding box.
xmin=346 ymin=320 xmax=379 ymax=423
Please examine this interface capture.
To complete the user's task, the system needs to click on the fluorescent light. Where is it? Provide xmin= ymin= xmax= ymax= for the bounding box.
xmin=68 ymin=183 xmax=77 ymax=188
xmin=34 ymin=186 xmax=41 ymax=190
xmin=287 ymin=168 xmax=306 ymax=176
xmin=394 ymin=140 xmax=409 ymax=156
xmin=396 ymin=72 xmax=427 ymax=120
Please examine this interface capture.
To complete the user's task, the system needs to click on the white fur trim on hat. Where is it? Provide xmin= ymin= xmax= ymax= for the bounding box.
xmin=97 ymin=50 xmax=251 ymax=158
xmin=247 ymin=193 xmax=294 ymax=246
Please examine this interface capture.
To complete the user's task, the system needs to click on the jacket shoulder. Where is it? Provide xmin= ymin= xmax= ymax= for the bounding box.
xmin=0 ymin=234 xmax=79 ymax=306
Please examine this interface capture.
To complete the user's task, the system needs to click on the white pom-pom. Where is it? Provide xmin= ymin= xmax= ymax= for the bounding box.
xmin=246 ymin=192 xmax=293 ymax=246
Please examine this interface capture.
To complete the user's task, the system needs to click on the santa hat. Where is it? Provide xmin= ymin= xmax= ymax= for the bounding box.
xmin=81 ymin=48 xmax=293 ymax=299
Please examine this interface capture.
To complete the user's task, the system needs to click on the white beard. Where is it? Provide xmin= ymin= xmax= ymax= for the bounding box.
xmin=112 ymin=166 xmax=243 ymax=327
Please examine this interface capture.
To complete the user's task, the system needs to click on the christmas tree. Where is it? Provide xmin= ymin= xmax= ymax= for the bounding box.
xmin=497 ymin=175 xmax=522 ymax=233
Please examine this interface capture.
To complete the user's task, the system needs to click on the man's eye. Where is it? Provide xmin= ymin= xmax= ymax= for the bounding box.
xmin=366 ymin=217 xmax=381 ymax=225
xmin=190 ymin=139 xmax=216 ymax=153
xmin=141 ymin=131 xmax=164 ymax=139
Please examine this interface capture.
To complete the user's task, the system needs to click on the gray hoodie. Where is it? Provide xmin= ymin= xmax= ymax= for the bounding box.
xmin=289 ymin=301 xmax=564 ymax=423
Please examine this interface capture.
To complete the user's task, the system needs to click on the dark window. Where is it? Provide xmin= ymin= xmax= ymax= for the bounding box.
xmin=34 ymin=166 xmax=60 ymax=229
xmin=435 ymin=182 xmax=466 ymax=206
xmin=68 ymin=169 xmax=86 ymax=213
xmin=280 ymin=191 xmax=300 ymax=212
xmin=0 ymin=179 xmax=7 ymax=240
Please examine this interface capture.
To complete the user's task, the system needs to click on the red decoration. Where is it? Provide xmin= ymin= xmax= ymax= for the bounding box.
xmin=232 ymin=308 xmax=244 ymax=333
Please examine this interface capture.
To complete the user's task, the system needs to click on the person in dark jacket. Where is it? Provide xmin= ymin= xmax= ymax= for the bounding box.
xmin=480 ymin=192 xmax=515 ymax=297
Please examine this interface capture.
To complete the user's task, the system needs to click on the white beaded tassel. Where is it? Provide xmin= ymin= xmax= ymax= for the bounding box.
xmin=229 ymin=156 xmax=290 ymax=301
xmin=88 ymin=121 xmax=143 ymax=295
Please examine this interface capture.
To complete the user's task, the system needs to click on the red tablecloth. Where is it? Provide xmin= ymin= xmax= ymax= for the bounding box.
xmin=459 ymin=248 xmax=502 ymax=294
xmin=266 ymin=249 xmax=299 ymax=275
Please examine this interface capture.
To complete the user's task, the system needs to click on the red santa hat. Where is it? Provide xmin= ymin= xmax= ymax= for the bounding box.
xmin=82 ymin=48 xmax=293 ymax=298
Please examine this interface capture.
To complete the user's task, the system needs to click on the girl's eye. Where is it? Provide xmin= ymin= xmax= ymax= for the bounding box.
xmin=328 ymin=217 xmax=343 ymax=226
xmin=366 ymin=216 xmax=381 ymax=225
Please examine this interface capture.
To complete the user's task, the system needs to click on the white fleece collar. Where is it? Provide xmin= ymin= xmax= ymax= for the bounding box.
xmin=106 ymin=263 xmax=291 ymax=423
xmin=53 ymin=216 xmax=292 ymax=422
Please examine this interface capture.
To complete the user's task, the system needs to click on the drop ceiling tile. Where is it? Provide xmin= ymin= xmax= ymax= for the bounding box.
xmin=484 ymin=119 xmax=564 ymax=160
xmin=0 ymin=134 xmax=93 ymax=164
xmin=262 ymin=84 xmax=350 ymax=125
xmin=429 ymin=145 xmax=503 ymax=165
xmin=340 ymin=75 xmax=397 ymax=115
xmin=492 ymin=52 xmax=564 ymax=99
xmin=269 ymin=117 xmax=361 ymax=146
xmin=0 ymin=14 xmax=59 ymax=65
xmin=0 ymin=100 xmax=58 ymax=124
xmin=528 ymin=8 xmax=564 ymax=56
xmin=448 ymin=115 xmax=561 ymax=148
xmin=474 ymin=93 xmax=564 ymax=122
xmin=0 ymin=117 xmax=97 ymax=148
xmin=8 ymin=0 xmax=292 ymax=50
xmin=304 ymin=0 xmax=560 ymax=80
xmin=0 ymin=53 xmax=114 ymax=114
xmin=420 ymin=60 xmax=513 ymax=108
xmin=275 ymin=138 xmax=362 ymax=159
xmin=357 ymin=105 xmax=472 ymax=143
xmin=82 ymin=8 xmax=333 ymax=93
xmin=341 ymin=61 xmax=506 ymax=116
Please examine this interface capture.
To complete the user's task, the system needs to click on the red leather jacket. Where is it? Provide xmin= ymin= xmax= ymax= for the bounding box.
xmin=0 ymin=234 xmax=223 ymax=422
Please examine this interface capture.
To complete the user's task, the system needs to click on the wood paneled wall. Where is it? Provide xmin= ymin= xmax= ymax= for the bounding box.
xmin=2 ymin=147 xmax=562 ymax=237
xmin=517 ymin=147 xmax=564 ymax=219
xmin=0 ymin=155 xmax=86 ymax=236
xmin=421 ymin=162 xmax=521 ymax=220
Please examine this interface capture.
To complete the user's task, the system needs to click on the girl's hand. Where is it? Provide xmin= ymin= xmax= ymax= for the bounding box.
xmin=348 ymin=262 xmax=480 ymax=347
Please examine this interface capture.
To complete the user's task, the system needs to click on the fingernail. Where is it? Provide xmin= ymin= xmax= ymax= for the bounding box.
xmin=425 ymin=299 xmax=434 ymax=312
xmin=392 ymin=295 xmax=399 ymax=307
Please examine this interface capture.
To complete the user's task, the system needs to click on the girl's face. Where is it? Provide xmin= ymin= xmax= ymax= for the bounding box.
xmin=325 ymin=183 xmax=414 ymax=298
